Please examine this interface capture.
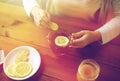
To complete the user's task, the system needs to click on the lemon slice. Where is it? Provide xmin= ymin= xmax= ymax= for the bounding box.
xmin=55 ymin=36 xmax=69 ymax=47
xmin=6 ymin=63 xmax=16 ymax=77
xmin=14 ymin=62 xmax=32 ymax=78
xmin=15 ymin=49 xmax=29 ymax=63
xmin=50 ymin=22 xmax=59 ymax=31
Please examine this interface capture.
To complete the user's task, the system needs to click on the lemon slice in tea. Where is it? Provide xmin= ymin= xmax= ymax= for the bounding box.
xmin=55 ymin=36 xmax=69 ymax=47
xmin=80 ymin=64 xmax=97 ymax=79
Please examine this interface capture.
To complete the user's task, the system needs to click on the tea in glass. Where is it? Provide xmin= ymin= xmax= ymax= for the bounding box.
xmin=77 ymin=59 xmax=100 ymax=81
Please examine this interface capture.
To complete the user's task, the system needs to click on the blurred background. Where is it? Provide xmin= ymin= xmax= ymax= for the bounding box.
xmin=0 ymin=0 xmax=22 ymax=6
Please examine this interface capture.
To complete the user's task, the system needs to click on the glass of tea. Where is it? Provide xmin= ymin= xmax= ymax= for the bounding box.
xmin=47 ymin=30 xmax=71 ymax=56
xmin=77 ymin=59 xmax=100 ymax=81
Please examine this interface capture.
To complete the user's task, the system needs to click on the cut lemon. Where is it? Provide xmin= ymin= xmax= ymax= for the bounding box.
xmin=6 ymin=63 xmax=16 ymax=77
xmin=50 ymin=22 xmax=59 ymax=31
xmin=14 ymin=62 xmax=32 ymax=78
xmin=55 ymin=36 xmax=69 ymax=47
xmin=18 ymin=49 xmax=29 ymax=56
xmin=15 ymin=49 xmax=29 ymax=63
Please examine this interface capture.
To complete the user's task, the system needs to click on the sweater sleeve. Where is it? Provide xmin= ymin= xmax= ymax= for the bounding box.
xmin=97 ymin=0 xmax=120 ymax=44
xmin=97 ymin=17 xmax=120 ymax=44
xmin=22 ymin=0 xmax=38 ymax=16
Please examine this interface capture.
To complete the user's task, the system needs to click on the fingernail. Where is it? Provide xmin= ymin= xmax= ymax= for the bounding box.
xmin=71 ymin=33 xmax=75 ymax=35
xmin=69 ymin=40 xmax=73 ymax=44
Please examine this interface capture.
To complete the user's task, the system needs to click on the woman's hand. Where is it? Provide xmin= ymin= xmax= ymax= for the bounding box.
xmin=69 ymin=30 xmax=101 ymax=48
xmin=30 ymin=6 xmax=51 ymax=27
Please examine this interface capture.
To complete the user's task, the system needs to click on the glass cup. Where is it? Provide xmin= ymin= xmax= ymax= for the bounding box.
xmin=77 ymin=59 xmax=100 ymax=81
xmin=47 ymin=31 xmax=70 ymax=56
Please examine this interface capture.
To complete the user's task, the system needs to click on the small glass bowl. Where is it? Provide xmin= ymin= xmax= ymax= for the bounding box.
xmin=77 ymin=59 xmax=100 ymax=81
xmin=47 ymin=31 xmax=71 ymax=56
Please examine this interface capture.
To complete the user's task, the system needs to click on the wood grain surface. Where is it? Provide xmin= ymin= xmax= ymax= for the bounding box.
xmin=0 ymin=2 xmax=120 ymax=81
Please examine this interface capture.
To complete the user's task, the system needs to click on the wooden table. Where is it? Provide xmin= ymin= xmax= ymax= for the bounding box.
xmin=0 ymin=2 xmax=120 ymax=81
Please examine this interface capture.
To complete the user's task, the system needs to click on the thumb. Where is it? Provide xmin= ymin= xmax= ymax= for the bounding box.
xmin=70 ymin=35 xmax=87 ymax=48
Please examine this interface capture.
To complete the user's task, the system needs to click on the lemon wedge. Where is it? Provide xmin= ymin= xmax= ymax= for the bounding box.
xmin=55 ymin=36 xmax=69 ymax=47
xmin=14 ymin=62 xmax=32 ymax=78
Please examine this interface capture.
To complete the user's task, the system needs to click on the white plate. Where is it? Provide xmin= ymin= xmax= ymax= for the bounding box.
xmin=3 ymin=46 xmax=41 ymax=80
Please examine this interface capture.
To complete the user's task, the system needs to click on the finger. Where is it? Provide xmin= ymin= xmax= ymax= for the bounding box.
xmin=69 ymin=34 xmax=83 ymax=45
xmin=42 ymin=17 xmax=50 ymax=24
xmin=34 ymin=10 xmax=46 ymax=22
xmin=33 ymin=14 xmax=42 ymax=26
xmin=45 ymin=11 xmax=50 ymax=18
xmin=72 ymin=38 xmax=83 ymax=45
xmin=38 ymin=9 xmax=44 ymax=17
xmin=41 ymin=11 xmax=50 ymax=21
xmin=34 ymin=14 xmax=41 ymax=21
xmin=34 ymin=18 xmax=41 ymax=26
xmin=70 ymin=36 xmax=87 ymax=48
xmin=69 ymin=45 xmax=83 ymax=48
xmin=40 ymin=13 xmax=51 ymax=26
xmin=69 ymin=40 xmax=85 ymax=48
xmin=71 ymin=31 xmax=85 ymax=39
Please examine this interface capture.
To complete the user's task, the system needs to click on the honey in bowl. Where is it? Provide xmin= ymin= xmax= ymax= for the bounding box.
xmin=77 ymin=59 xmax=100 ymax=81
